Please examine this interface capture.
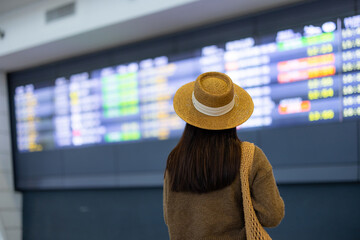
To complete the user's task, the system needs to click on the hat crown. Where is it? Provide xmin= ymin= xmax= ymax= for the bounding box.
xmin=194 ymin=72 xmax=234 ymax=108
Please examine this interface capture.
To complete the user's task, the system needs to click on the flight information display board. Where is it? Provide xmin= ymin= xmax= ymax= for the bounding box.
xmin=13 ymin=14 xmax=360 ymax=153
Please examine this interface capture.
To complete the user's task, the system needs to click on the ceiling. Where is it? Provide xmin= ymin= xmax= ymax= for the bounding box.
xmin=0 ymin=0 xmax=306 ymax=72
xmin=0 ymin=0 xmax=42 ymax=16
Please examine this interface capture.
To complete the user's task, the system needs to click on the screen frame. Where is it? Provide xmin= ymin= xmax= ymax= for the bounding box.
xmin=7 ymin=0 xmax=360 ymax=191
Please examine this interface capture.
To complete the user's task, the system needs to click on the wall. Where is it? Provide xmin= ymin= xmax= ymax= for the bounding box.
xmin=0 ymin=0 xmax=301 ymax=71
xmin=0 ymin=72 xmax=22 ymax=240
xmin=0 ymin=0 xmax=196 ymax=57
xmin=22 ymin=183 xmax=360 ymax=240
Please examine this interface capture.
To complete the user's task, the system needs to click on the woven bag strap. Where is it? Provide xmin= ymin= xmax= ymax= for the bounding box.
xmin=240 ymin=142 xmax=272 ymax=240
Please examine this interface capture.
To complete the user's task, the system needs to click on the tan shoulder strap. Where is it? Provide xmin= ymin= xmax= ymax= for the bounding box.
xmin=240 ymin=141 xmax=272 ymax=240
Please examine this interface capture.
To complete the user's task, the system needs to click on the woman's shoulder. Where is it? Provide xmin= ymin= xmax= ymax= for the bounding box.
xmin=240 ymin=141 xmax=273 ymax=182
xmin=240 ymin=141 xmax=268 ymax=159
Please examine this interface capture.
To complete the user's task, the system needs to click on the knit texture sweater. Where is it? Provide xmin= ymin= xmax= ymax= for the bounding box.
xmin=163 ymin=142 xmax=285 ymax=240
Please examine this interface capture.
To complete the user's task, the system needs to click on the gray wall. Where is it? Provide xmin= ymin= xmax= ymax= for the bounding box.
xmin=268 ymin=183 xmax=360 ymax=239
xmin=0 ymin=72 xmax=22 ymax=240
xmin=23 ymin=183 xmax=360 ymax=240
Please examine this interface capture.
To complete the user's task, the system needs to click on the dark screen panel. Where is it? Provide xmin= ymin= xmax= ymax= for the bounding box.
xmin=358 ymin=121 xmax=360 ymax=181
xmin=274 ymin=164 xmax=358 ymax=183
xmin=259 ymin=121 xmax=358 ymax=167
xmin=17 ymin=150 xmax=64 ymax=177
xmin=63 ymin=145 xmax=115 ymax=175
xmin=114 ymin=139 xmax=178 ymax=173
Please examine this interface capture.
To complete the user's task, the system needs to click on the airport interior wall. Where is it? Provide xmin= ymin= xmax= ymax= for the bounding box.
xmin=23 ymin=183 xmax=360 ymax=240
xmin=0 ymin=73 xmax=22 ymax=240
xmin=10 ymin=0 xmax=360 ymax=239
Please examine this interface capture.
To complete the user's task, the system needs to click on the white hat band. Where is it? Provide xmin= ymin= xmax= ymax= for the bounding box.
xmin=192 ymin=91 xmax=235 ymax=116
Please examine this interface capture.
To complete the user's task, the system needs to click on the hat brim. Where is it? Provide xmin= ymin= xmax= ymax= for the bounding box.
xmin=173 ymin=81 xmax=254 ymax=130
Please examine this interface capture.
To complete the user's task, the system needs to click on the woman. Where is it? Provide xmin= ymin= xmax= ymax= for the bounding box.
xmin=163 ymin=72 xmax=284 ymax=239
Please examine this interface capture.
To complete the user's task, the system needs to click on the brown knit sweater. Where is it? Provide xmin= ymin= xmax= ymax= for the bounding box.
xmin=163 ymin=143 xmax=285 ymax=240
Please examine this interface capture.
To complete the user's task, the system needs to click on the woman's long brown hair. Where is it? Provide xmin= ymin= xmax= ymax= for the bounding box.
xmin=165 ymin=123 xmax=241 ymax=193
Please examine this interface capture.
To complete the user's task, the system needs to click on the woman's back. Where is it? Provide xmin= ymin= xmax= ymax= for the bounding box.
xmin=164 ymin=143 xmax=285 ymax=240
xmin=164 ymin=173 xmax=244 ymax=240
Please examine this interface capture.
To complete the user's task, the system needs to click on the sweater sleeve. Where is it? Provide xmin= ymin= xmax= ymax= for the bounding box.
xmin=249 ymin=146 xmax=285 ymax=228
xmin=163 ymin=172 xmax=168 ymax=226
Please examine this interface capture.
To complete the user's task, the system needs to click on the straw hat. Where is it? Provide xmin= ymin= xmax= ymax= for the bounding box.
xmin=173 ymin=72 xmax=254 ymax=130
